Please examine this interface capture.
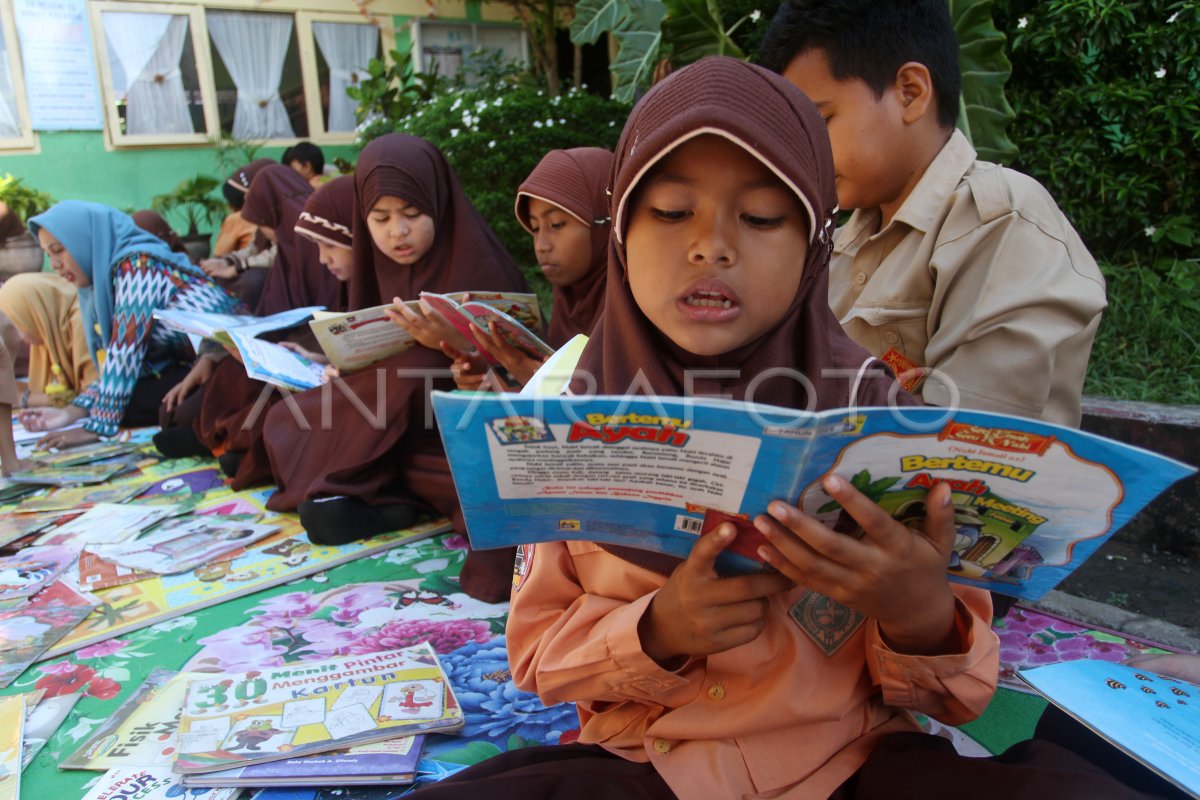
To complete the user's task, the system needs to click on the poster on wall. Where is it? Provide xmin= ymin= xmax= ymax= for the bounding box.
xmin=12 ymin=0 xmax=102 ymax=129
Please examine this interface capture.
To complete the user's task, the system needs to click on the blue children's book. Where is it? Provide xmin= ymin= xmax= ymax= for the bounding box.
xmin=1019 ymin=660 xmax=1199 ymax=796
xmin=432 ymin=393 xmax=1195 ymax=600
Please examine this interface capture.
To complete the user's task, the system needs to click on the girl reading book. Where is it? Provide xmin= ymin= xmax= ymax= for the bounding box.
xmin=261 ymin=134 xmax=529 ymax=602
xmin=412 ymin=57 xmax=1160 ymax=800
xmin=446 ymin=147 xmax=612 ymax=390
xmin=179 ymin=176 xmax=357 ymax=485
xmin=22 ymin=202 xmax=241 ymax=448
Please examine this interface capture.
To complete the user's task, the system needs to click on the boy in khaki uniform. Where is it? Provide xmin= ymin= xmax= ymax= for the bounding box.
xmin=761 ymin=0 xmax=1106 ymax=427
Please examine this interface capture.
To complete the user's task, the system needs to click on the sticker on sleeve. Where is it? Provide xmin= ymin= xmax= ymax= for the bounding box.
xmin=881 ymin=347 xmax=926 ymax=393
xmin=512 ymin=543 xmax=535 ymax=592
xmin=789 ymin=590 xmax=865 ymax=656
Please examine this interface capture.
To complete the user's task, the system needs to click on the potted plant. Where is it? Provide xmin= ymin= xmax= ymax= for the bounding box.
xmin=150 ymin=174 xmax=226 ymax=262
xmin=0 ymin=173 xmax=55 ymax=279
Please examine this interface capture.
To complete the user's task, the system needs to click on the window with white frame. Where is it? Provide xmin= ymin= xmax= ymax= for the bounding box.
xmin=89 ymin=2 xmax=387 ymax=147
xmin=0 ymin=3 xmax=35 ymax=150
xmin=410 ymin=20 xmax=527 ymax=85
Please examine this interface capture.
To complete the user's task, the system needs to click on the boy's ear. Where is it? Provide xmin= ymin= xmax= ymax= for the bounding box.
xmin=893 ymin=62 xmax=935 ymax=125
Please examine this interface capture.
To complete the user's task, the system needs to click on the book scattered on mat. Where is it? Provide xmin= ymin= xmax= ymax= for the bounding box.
xmin=0 ymin=545 xmax=75 ymax=601
xmin=85 ymin=515 xmax=278 ymax=575
xmin=183 ymin=735 xmax=425 ymax=788
xmin=61 ymin=669 xmax=196 ymax=771
xmin=1019 ymin=660 xmax=1199 ymax=797
xmin=15 ymin=483 xmax=146 ymax=514
xmin=0 ymin=695 xmax=23 ymax=800
xmin=174 ymin=642 xmax=463 ymax=774
xmin=80 ymin=768 xmax=238 ymax=800
xmin=432 ymin=394 xmax=1195 ymax=600
xmin=21 ymin=691 xmax=79 ymax=770
xmin=0 ymin=581 xmax=98 ymax=689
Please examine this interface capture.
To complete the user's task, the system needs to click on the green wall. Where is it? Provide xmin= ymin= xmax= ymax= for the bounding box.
xmin=2 ymin=133 xmax=357 ymax=240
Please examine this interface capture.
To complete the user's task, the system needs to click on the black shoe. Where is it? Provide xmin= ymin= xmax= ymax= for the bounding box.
xmin=991 ymin=591 xmax=1018 ymax=619
xmin=153 ymin=426 xmax=211 ymax=459
xmin=299 ymin=496 xmax=419 ymax=546
xmin=217 ymin=450 xmax=245 ymax=478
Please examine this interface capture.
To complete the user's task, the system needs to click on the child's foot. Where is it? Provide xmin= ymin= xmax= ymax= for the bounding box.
xmin=298 ymin=496 xmax=418 ymax=545
xmin=153 ymin=426 xmax=211 ymax=459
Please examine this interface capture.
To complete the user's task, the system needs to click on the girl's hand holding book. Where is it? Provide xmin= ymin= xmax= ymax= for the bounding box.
xmin=638 ymin=524 xmax=794 ymax=670
xmin=753 ymin=477 xmax=962 ymax=657
xmin=387 ymin=296 xmax=471 ymax=352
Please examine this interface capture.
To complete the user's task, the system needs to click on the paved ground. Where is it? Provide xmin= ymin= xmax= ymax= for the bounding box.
xmin=1041 ymin=537 xmax=1200 ymax=652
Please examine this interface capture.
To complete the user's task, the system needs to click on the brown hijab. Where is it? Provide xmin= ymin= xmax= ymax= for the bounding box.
xmin=294 ymin=175 xmax=355 ymax=313
xmin=573 ymin=57 xmax=908 ymax=573
xmin=226 ymin=158 xmax=276 ymax=197
xmin=349 ymin=133 xmax=528 ymax=311
xmin=242 ymin=164 xmax=339 ymax=316
xmin=574 ymin=57 xmax=901 ymax=410
xmin=131 ymin=209 xmax=189 ymax=255
xmin=516 ymin=147 xmax=612 ymax=347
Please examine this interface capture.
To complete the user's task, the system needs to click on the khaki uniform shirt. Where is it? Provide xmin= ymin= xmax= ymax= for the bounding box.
xmin=508 ymin=541 xmax=998 ymax=799
xmin=830 ymin=130 xmax=1106 ymax=427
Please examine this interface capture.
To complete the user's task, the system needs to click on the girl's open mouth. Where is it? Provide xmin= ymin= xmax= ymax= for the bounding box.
xmin=677 ymin=281 xmax=741 ymax=321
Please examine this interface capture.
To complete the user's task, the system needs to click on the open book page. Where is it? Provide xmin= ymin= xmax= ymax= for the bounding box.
xmin=308 ymin=303 xmax=418 ymax=373
xmin=431 ymin=394 xmax=1195 ymax=599
xmin=521 ymin=334 xmax=588 ymax=397
xmin=420 ymin=292 xmax=550 ymax=366
xmin=1019 ymin=660 xmax=1199 ymax=796
xmin=227 ymin=331 xmax=324 ymax=392
xmin=153 ymin=307 xmax=324 ymax=346
xmin=449 ymin=290 xmax=543 ymax=332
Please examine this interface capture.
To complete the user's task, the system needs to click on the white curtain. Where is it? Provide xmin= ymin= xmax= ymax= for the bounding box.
xmin=103 ymin=12 xmax=193 ymax=135
xmin=207 ymin=11 xmax=295 ymax=140
xmin=312 ymin=21 xmax=376 ymax=132
xmin=0 ymin=30 xmax=18 ymax=138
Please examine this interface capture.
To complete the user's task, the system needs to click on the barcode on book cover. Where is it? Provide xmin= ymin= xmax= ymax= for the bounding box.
xmin=674 ymin=515 xmax=704 ymax=534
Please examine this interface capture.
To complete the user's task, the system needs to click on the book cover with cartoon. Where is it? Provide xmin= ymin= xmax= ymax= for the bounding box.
xmin=173 ymin=642 xmax=463 ymax=774
xmin=433 ymin=394 xmax=1195 ymax=600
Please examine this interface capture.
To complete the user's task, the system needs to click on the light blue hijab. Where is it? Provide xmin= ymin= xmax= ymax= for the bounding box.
xmin=28 ymin=200 xmax=205 ymax=361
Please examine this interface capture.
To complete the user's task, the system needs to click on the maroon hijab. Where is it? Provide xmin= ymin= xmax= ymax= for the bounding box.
xmin=242 ymin=164 xmax=339 ymax=316
xmin=516 ymin=147 xmax=612 ymax=347
xmin=349 ymin=133 xmax=528 ymax=311
xmin=226 ymin=158 xmax=276 ymax=197
xmin=294 ymin=175 xmax=355 ymax=313
xmin=574 ymin=57 xmax=908 ymax=573
xmin=574 ymin=57 xmax=900 ymax=410
xmin=132 ymin=210 xmax=189 ymax=256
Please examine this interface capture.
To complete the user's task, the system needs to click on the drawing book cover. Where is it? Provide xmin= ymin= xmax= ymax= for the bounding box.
xmin=61 ymin=669 xmax=195 ymax=770
xmin=433 ymin=395 xmax=1195 ymax=600
xmin=173 ymin=642 xmax=463 ymax=774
